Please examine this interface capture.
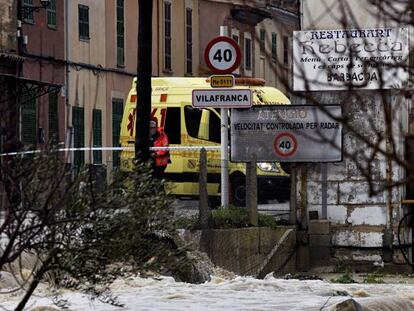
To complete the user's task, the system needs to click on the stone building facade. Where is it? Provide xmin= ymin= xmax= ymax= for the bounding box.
xmin=295 ymin=0 xmax=412 ymax=269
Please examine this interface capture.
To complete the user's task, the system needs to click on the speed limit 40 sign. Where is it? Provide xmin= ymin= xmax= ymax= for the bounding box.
xmin=204 ymin=36 xmax=241 ymax=74
xmin=274 ymin=132 xmax=298 ymax=158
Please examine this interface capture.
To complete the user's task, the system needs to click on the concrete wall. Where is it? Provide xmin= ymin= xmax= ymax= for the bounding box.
xmin=298 ymin=0 xmax=411 ymax=265
xmin=180 ymin=227 xmax=296 ymax=276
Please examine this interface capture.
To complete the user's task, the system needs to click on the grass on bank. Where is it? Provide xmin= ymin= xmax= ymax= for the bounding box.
xmin=330 ymin=268 xmax=385 ymax=284
xmin=363 ymin=269 xmax=385 ymax=284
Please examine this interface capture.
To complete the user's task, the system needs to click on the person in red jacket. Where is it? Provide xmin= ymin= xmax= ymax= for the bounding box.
xmin=149 ymin=119 xmax=170 ymax=178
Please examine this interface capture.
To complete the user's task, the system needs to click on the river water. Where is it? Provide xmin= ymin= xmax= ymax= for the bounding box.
xmin=2 ymin=274 xmax=414 ymax=310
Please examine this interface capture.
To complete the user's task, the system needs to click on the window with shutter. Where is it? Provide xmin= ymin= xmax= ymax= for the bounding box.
xmin=164 ymin=1 xmax=172 ymax=71
xmin=271 ymin=33 xmax=277 ymax=62
xmin=72 ymin=107 xmax=84 ymax=169
xmin=23 ymin=0 xmax=34 ymax=24
xmin=48 ymin=92 xmax=59 ymax=143
xmin=283 ymin=36 xmax=289 ymax=65
xmin=22 ymin=90 xmax=37 ymax=148
xmin=78 ymin=5 xmax=90 ymax=40
xmin=93 ymin=109 xmax=102 ymax=164
xmin=185 ymin=8 xmax=193 ymax=75
xmin=260 ymin=29 xmax=265 ymax=55
xmin=47 ymin=0 xmax=57 ymax=28
xmin=112 ymin=99 xmax=123 ymax=168
xmin=244 ymin=37 xmax=252 ymax=70
xmin=116 ymin=0 xmax=125 ymax=67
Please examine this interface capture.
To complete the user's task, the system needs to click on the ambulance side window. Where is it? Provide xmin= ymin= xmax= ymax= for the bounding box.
xmin=184 ymin=106 xmax=202 ymax=138
xmin=164 ymin=107 xmax=181 ymax=144
xmin=208 ymin=110 xmax=221 ymax=143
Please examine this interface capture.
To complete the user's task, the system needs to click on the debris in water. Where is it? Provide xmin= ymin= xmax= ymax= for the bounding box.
xmin=352 ymin=289 xmax=370 ymax=297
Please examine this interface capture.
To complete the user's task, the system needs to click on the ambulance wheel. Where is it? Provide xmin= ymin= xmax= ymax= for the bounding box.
xmin=230 ymin=174 xmax=246 ymax=207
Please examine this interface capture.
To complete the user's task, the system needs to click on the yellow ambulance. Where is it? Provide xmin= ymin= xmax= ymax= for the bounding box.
xmin=120 ymin=77 xmax=290 ymax=206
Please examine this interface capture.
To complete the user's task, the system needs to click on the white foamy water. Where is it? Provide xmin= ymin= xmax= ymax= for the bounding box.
xmin=1 ymin=275 xmax=414 ymax=310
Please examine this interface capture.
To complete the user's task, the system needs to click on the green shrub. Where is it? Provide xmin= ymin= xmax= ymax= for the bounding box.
xmin=211 ymin=206 xmax=249 ymax=229
xmin=178 ymin=207 xmax=279 ymax=229
xmin=258 ymin=214 xmax=278 ymax=229
xmin=363 ymin=269 xmax=384 ymax=284
xmin=331 ymin=268 xmax=356 ymax=283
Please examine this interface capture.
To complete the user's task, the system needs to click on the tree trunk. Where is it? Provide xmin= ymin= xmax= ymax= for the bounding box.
xmin=135 ymin=0 xmax=153 ymax=161
xmin=15 ymin=255 xmax=53 ymax=311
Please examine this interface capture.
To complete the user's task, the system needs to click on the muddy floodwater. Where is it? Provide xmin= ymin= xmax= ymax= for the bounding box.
xmin=2 ymin=274 xmax=414 ymax=310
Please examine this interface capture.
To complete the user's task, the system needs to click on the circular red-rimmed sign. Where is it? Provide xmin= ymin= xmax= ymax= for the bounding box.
xmin=274 ymin=132 xmax=298 ymax=158
xmin=204 ymin=36 xmax=241 ymax=74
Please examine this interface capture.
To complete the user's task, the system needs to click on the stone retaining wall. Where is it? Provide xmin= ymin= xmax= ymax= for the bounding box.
xmin=179 ymin=227 xmax=296 ymax=276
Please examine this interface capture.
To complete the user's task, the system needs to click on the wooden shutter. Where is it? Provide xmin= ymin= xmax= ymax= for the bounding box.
xmin=72 ymin=107 xmax=84 ymax=169
xmin=48 ymin=92 xmax=59 ymax=142
xmin=112 ymin=99 xmax=123 ymax=167
xmin=22 ymin=90 xmax=37 ymax=148
xmin=93 ymin=109 xmax=102 ymax=164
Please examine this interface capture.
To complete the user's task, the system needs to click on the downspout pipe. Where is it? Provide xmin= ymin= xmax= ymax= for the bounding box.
xmin=64 ymin=0 xmax=73 ymax=165
xmin=16 ymin=0 xmax=24 ymax=145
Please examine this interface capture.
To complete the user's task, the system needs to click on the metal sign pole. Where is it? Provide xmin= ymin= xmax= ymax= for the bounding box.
xmin=321 ymin=163 xmax=327 ymax=219
xmin=220 ymin=25 xmax=229 ymax=208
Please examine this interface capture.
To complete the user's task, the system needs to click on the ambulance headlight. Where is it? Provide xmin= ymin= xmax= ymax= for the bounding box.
xmin=257 ymin=162 xmax=280 ymax=173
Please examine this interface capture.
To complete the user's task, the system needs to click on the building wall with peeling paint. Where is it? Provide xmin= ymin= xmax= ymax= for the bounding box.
xmin=0 ymin=0 xmax=16 ymax=54
xmin=297 ymin=0 xmax=412 ymax=265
